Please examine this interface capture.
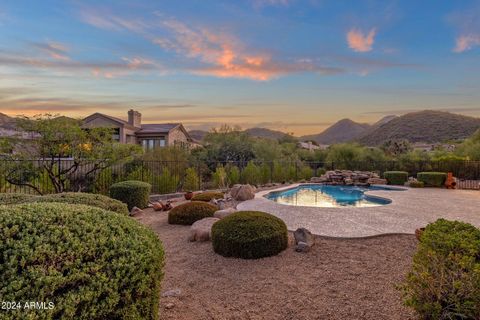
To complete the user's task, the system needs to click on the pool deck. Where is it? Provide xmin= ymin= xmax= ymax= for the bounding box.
xmin=237 ymin=183 xmax=480 ymax=238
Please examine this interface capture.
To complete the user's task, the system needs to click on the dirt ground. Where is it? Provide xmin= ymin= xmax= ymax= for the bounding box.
xmin=135 ymin=208 xmax=417 ymax=320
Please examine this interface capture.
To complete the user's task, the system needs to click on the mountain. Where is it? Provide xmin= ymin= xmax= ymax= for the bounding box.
xmin=358 ymin=110 xmax=480 ymax=146
xmin=188 ymin=130 xmax=208 ymax=141
xmin=371 ymin=115 xmax=397 ymax=129
xmin=301 ymin=119 xmax=371 ymax=144
xmin=0 ymin=112 xmax=16 ymax=129
xmin=244 ymin=127 xmax=293 ymax=140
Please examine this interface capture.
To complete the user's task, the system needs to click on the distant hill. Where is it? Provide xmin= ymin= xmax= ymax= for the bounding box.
xmin=188 ymin=130 xmax=208 ymax=141
xmin=301 ymin=119 xmax=371 ymax=144
xmin=244 ymin=127 xmax=293 ymax=140
xmin=358 ymin=110 xmax=480 ymax=145
xmin=0 ymin=113 xmax=16 ymax=129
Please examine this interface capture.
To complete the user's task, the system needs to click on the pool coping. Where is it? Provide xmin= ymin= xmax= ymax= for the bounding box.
xmin=237 ymin=183 xmax=480 ymax=238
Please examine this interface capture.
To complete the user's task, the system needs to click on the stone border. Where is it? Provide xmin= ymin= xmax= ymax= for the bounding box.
xmin=237 ymin=183 xmax=480 ymax=238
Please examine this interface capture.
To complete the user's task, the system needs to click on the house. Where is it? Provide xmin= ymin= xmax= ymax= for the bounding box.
xmin=83 ymin=110 xmax=194 ymax=151
xmin=298 ymin=141 xmax=329 ymax=151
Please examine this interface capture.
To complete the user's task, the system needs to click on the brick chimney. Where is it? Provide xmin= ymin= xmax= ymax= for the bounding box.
xmin=127 ymin=109 xmax=141 ymax=127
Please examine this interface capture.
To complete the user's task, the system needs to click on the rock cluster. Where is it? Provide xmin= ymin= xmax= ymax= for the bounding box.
xmin=310 ymin=170 xmax=386 ymax=186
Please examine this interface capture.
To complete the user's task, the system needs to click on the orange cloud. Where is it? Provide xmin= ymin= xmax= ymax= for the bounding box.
xmin=153 ymin=18 xmax=341 ymax=80
xmin=453 ymin=34 xmax=480 ymax=53
xmin=347 ymin=28 xmax=376 ymax=52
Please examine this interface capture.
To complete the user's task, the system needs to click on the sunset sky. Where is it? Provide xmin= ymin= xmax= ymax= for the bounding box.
xmin=0 ymin=0 xmax=479 ymax=135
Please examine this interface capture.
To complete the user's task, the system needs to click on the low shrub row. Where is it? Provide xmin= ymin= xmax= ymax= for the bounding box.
xmin=191 ymin=191 xmax=224 ymax=202
xmin=0 ymin=202 xmax=164 ymax=320
xmin=0 ymin=192 xmax=129 ymax=215
xmin=416 ymin=172 xmax=447 ymax=187
xmin=401 ymin=219 xmax=480 ymax=319
xmin=383 ymin=171 xmax=408 ymax=185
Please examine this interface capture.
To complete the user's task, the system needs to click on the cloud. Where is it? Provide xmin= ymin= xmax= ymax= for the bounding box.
xmin=31 ymin=41 xmax=70 ymax=61
xmin=453 ymin=34 xmax=480 ymax=53
xmin=153 ymin=17 xmax=342 ymax=80
xmin=78 ymin=7 xmax=149 ymax=33
xmin=347 ymin=28 xmax=376 ymax=52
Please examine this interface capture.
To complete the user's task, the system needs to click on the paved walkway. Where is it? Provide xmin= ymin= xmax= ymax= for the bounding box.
xmin=237 ymin=184 xmax=480 ymax=238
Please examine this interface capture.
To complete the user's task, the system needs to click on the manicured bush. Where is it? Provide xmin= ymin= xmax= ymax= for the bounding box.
xmin=383 ymin=171 xmax=408 ymax=185
xmin=417 ymin=172 xmax=447 ymax=187
xmin=34 ymin=192 xmax=129 ymax=215
xmin=0 ymin=193 xmax=37 ymax=205
xmin=110 ymin=180 xmax=151 ymax=210
xmin=409 ymin=181 xmax=424 ymax=188
xmin=0 ymin=202 xmax=164 ymax=320
xmin=191 ymin=191 xmax=224 ymax=202
xmin=401 ymin=219 xmax=480 ymax=319
xmin=212 ymin=211 xmax=288 ymax=259
xmin=168 ymin=201 xmax=218 ymax=225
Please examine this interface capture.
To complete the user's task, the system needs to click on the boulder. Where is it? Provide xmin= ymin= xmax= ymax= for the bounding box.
xmin=130 ymin=206 xmax=143 ymax=216
xmin=294 ymin=228 xmax=315 ymax=252
xmin=214 ymin=207 xmax=237 ymax=219
xmin=152 ymin=202 xmax=164 ymax=211
xmin=188 ymin=217 xmax=220 ymax=242
xmin=368 ymin=178 xmax=387 ymax=185
xmin=230 ymin=184 xmax=256 ymax=201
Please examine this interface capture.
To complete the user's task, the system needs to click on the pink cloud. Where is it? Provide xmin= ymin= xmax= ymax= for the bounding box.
xmin=32 ymin=41 xmax=70 ymax=61
xmin=453 ymin=34 xmax=480 ymax=53
xmin=347 ymin=28 xmax=376 ymax=52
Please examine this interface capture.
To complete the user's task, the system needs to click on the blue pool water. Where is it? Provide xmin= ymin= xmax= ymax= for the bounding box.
xmin=265 ymin=184 xmax=404 ymax=208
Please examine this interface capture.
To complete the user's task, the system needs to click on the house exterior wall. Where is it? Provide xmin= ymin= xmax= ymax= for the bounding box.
xmin=83 ymin=116 xmax=126 ymax=142
xmin=167 ymin=127 xmax=189 ymax=147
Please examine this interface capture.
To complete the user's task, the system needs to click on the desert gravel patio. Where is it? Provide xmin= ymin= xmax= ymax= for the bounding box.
xmin=237 ymin=184 xmax=480 ymax=237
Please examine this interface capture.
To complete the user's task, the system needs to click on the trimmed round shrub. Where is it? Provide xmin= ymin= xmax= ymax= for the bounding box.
xmin=0 ymin=202 xmax=164 ymax=320
xmin=409 ymin=181 xmax=424 ymax=188
xmin=417 ymin=172 xmax=447 ymax=187
xmin=34 ymin=192 xmax=129 ymax=215
xmin=110 ymin=180 xmax=151 ymax=210
xmin=0 ymin=193 xmax=37 ymax=205
xmin=168 ymin=201 xmax=217 ymax=225
xmin=191 ymin=191 xmax=224 ymax=202
xmin=211 ymin=211 xmax=288 ymax=259
xmin=401 ymin=219 xmax=480 ymax=319
xmin=383 ymin=171 xmax=408 ymax=185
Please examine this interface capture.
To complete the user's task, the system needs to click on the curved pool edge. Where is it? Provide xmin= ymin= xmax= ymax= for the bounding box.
xmin=263 ymin=183 xmax=401 ymax=208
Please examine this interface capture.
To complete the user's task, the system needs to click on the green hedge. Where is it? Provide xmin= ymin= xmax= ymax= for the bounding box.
xmin=0 ymin=202 xmax=164 ymax=320
xmin=0 ymin=192 xmax=129 ymax=215
xmin=401 ymin=219 xmax=480 ymax=319
xmin=417 ymin=172 xmax=447 ymax=187
xmin=191 ymin=191 xmax=224 ymax=202
xmin=211 ymin=211 xmax=288 ymax=259
xmin=0 ymin=193 xmax=37 ymax=205
xmin=110 ymin=180 xmax=152 ymax=210
xmin=383 ymin=171 xmax=408 ymax=185
xmin=168 ymin=201 xmax=218 ymax=225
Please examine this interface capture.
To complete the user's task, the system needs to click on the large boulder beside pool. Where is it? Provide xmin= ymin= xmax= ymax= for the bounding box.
xmin=294 ymin=228 xmax=315 ymax=252
xmin=230 ymin=184 xmax=256 ymax=201
xmin=188 ymin=217 xmax=220 ymax=242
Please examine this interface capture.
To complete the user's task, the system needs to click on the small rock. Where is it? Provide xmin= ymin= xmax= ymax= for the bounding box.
xmin=295 ymin=241 xmax=311 ymax=252
xmin=294 ymin=228 xmax=314 ymax=252
xmin=188 ymin=217 xmax=220 ymax=242
xmin=152 ymin=202 xmax=163 ymax=211
xmin=165 ymin=303 xmax=175 ymax=310
xmin=214 ymin=207 xmax=237 ymax=219
xmin=162 ymin=288 xmax=182 ymax=298
xmin=162 ymin=201 xmax=172 ymax=211
xmin=130 ymin=206 xmax=143 ymax=216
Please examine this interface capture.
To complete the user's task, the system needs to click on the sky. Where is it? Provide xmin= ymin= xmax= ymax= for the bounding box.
xmin=0 ymin=0 xmax=479 ymax=135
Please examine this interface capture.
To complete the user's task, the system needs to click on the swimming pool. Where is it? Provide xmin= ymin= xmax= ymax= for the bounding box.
xmin=265 ymin=184 xmax=405 ymax=208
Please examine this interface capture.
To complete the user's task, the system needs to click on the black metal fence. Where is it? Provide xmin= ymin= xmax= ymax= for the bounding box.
xmin=1 ymin=159 xmax=480 ymax=195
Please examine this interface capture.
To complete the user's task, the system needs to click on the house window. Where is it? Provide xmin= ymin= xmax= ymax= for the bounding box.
xmin=141 ymin=137 xmax=166 ymax=151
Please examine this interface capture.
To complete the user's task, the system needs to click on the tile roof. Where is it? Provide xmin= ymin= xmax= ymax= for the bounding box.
xmin=137 ymin=123 xmax=179 ymax=133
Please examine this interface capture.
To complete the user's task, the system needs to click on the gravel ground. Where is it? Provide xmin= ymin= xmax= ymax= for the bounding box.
xmin=135 ymin=208 xmax=417 ymax=320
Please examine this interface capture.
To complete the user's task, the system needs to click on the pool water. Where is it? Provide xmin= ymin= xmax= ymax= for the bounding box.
xmin=265 ymin=184 xmax=404 ymax=208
